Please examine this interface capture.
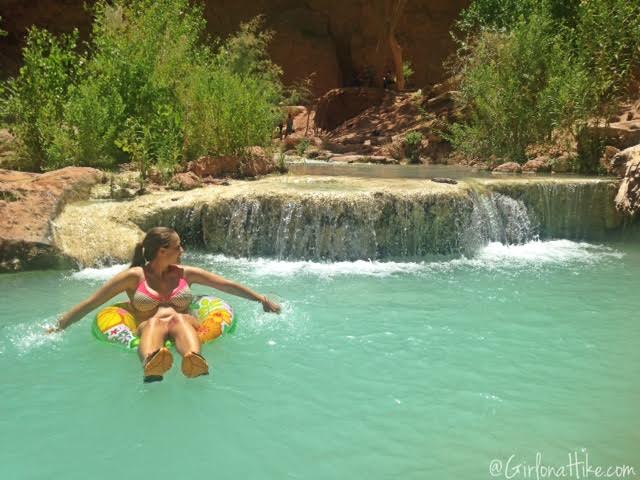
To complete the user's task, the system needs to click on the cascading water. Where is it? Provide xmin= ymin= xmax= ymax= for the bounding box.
xmin=52 ymin=177 xmax=624 ymax=266
xmin=487 ymin=180 xmax=621 ymax=239
xmin=463 ymin=192 xmax=535 ymax=254
xmin=202 ymin=189 xmax=539 ymax=261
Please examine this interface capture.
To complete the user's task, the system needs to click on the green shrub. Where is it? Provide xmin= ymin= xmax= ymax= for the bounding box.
xmin=404 ymin=131 xmax=423 ymax=163
xmin=403 ymin=60 xmax=414 ymax=84
xmin=295 ymin=138 xmax=311 ymax=157
xmin=450 ymin=0 xmax=640 ymax=167
xmin=2 ymin=0 xmax=284 ymax=173
xmin=2 ymin=29 xmax=81 ymax=170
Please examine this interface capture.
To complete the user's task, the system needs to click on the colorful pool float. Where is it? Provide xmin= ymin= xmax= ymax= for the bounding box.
xmin=92 ymin=296 xmax=235 ymax=350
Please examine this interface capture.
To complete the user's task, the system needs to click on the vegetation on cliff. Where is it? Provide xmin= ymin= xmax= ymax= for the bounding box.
xmin=449 ymin=0 xmax=640 ymax=170
xmin=1 ymin=0 xmax=284 ymax=175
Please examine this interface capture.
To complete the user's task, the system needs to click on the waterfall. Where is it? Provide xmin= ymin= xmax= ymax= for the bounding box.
xmin=463 ymin=192 xmax=535 ymax=254
xmin=202 ymin=190 xmax=540 ymax=261
xmin=487 ymin=180 xmax=621 ymax=240
xmin=52 ymin=177 xmax=624 ymax=267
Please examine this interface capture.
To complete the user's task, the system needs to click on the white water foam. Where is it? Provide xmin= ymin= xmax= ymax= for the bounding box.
xmin=201 ymin=240 xmax=623 ymax=278
xmin=472 ymin=240 xmax=623 ymax=266
xmin=70 ymin=263 xmax=128 ymax=281
xmin=65 ymin=240 xmax=622 ymax=281
xmin=203 ymin=254 xmax=427 ymax=278
xmin=4 ymin=319 xmax=64 ymax=355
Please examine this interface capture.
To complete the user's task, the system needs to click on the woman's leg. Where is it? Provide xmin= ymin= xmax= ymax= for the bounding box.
xmin=137 ymin=316 xmax=174 ymax=381
xmin=168 ymin=314 xmax=209 ymax=378
xmin=137 ymin=317 xmax=171 ymax=362
xmin=167 ymin=314 xmax=201 ymax=356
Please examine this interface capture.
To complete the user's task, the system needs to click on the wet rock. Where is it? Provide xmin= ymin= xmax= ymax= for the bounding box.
xmin=610 ymin=146 xmax=635 ymax=178
xmin=492 ymin=162 xmax=522 ymax=174
xmin=0 ymin=167 xmax=103 ymax=272
xmin=169 ymin=172 xmax=202 ymax=191
xmin=431 ymin=177 xmax=457 ymax=184
xmin=600 ymin=146 xmax=621 ymax=175
xmin=522 ymin=156 xmax=551 ymax=173
xmin=550 ymin=154 xmax=574 ymax=173
xmin=614 ymin=145 xmax=640 ymax=217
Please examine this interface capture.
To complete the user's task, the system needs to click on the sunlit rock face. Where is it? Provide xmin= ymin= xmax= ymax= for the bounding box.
xmin=614 ymin=146 xmax=640 ymax=219
xmin=52 ymin=176 xmax=624 ymax=267
xmin=0 ymin=167 xmax=103 ymax=272
xmin=0 ymin=0 xmax=469 ymax=94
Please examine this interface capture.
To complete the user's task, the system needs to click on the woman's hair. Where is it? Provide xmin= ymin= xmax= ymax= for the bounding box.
xmin=130 ymin=227 xmax=177 ymax=267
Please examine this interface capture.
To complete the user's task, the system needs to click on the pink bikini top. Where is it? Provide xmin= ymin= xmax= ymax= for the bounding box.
xmin=131 ymin=275 xmax=194 ymax=313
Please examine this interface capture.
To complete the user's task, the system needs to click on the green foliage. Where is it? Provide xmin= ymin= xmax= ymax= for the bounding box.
xmin=0 ymin=190 xmax=21 ymax=202
xmin=276 ymin=149 xmax=288 ymax=173
xmin=450 ymin=0 xmax=640 ymax=166
xmin=402 ymin=60 xmax=414 ymax=84
xmin=457 ymin=0 xmax=581 ymax=34
xmin=284 ymin=74 xmax=315 ymax=106
xmin=295 ymin=138 xmax=311 ymax=157
xmin=2 ymin=0 xmax=284 ymax=173
xmin=404 ymin=131 xmax=423 ymax=163
xmin=2 ymin=29 xmax=81 ymax=170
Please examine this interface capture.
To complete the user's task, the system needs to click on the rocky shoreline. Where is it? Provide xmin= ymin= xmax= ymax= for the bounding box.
xmin=0 ymin=167 xmax=103 ymax=272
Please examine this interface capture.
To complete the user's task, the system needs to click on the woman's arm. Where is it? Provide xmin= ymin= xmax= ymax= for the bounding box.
xmin=52 ymin=268 xmax=139 ymax=331
xmin=185 ymin=266 xmax=281 ymax=313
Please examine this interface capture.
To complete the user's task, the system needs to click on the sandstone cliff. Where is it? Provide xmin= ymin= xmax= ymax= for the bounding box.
xmin=0 ymin=0 xmax=468 ymax=95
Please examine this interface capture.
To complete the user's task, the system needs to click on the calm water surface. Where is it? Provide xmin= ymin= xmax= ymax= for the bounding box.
xmin=1 ymin=240 xmax=638 ymax=479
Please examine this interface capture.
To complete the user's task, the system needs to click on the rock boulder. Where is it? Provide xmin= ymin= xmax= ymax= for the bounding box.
xmin=169 ymin=172 xmax=203 ymax=191
xmin=614 ymin=145 xmax=640 ymax=217
xmin=492 ymin=162 xmax=522 ymax=174
xmin=522 ymin=156 xmax=551 ymax=173
xmin=187 ymin=153 xmax=276 ymax=179
xmin=0 ymin=167 xmax=103 ymax=272
xmin=550 ymin=154 xmax=574 ymax=173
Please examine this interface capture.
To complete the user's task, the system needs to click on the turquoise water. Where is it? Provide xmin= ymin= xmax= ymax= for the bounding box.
xmin=1 ymin=240 xmax=639 ymax=479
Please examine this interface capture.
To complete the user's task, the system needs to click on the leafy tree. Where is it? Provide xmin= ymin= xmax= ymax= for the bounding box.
xmin=449 ymin=0 xmax=640 ymax=167
xmin=2 ymin=0 xmax=284 ymax=173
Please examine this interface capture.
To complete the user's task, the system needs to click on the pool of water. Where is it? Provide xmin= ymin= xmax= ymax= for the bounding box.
xmin=286 ymin=161 xmax=493 ymax=180
xmin=285 ymin=161 xmax=607 ymax=182
xmin=1 ymin=240 xmax=639 ymax=479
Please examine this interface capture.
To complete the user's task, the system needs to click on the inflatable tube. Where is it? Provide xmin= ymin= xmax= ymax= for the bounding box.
xmin=93 ymin=296 xmax=235 ymax=350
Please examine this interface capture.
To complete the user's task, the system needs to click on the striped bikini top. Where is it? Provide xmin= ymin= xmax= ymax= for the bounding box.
xmin=131 ymin=273 xmax=194 ymax=313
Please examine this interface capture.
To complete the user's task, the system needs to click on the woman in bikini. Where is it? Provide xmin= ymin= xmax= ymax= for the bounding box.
xmin=53 ymin=227 xmax=281 ymax=382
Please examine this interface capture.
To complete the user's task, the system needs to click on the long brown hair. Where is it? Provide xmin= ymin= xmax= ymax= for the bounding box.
xmin=130 ymin=227 xmax=177 ymax=267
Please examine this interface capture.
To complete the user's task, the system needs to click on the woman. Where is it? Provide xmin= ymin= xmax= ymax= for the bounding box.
xmin=52 ymin=227 xmax=281 ymax=382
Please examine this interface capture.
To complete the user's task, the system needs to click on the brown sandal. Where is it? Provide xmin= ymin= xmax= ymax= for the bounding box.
xmin=143 ymin=347 xmax=173 ymax=381
xmin=182 ymin=352 xmax=209 ymax=378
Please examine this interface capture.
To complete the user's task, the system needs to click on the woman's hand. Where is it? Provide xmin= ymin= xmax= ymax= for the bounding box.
xmin=260 ymin=295 xmax=281 ymax=314
xmin=45 ymin=324 xmax=62 ymax=334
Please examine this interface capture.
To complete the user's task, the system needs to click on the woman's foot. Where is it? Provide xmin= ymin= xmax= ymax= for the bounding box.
xmin=143 ymin=347 xmax=173 ymax=381
xmin=182 ymin=352 xmax=209 ymax=378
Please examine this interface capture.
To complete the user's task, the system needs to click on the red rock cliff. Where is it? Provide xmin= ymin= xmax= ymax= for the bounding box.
xmin=0 ymin=0 xmax=468 ymax=95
